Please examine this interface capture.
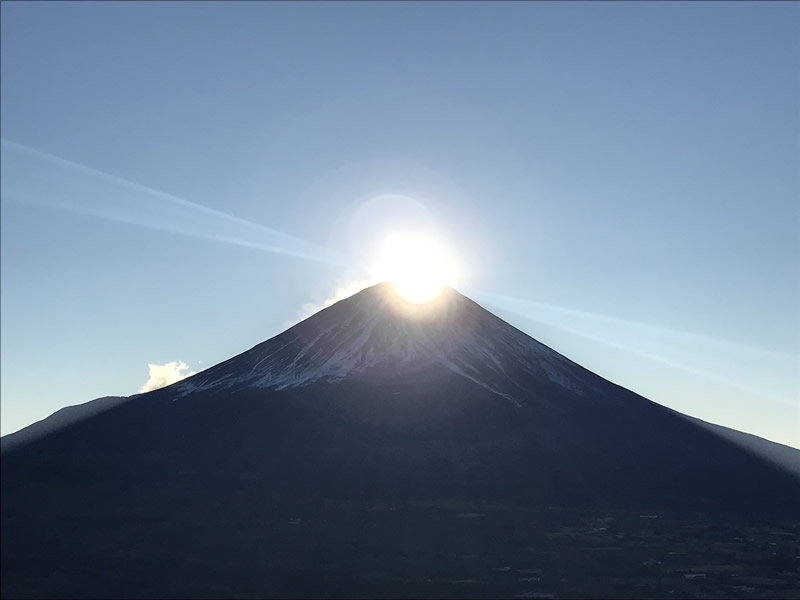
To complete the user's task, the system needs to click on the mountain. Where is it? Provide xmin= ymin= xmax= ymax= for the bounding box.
xmin=685 ymin=414 xmax=800 ymax=479
xmin=0 ymin=395 xmax=130 ymax=453
xmin=2 ymin=282 xmax=799 ymax=599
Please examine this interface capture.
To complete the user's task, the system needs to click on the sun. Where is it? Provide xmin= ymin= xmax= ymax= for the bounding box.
xmin=373 ymin=233 xmax=458 ymax=303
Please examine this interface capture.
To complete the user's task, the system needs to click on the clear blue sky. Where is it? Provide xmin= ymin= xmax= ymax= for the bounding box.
xmin=2 ymin=2 xmax=798 ymax=447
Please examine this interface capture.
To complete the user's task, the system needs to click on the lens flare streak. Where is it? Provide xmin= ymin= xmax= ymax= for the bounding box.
xmin=479 ymin=292 xmax=800 ymax=409
xmin=0 ymin=138 xmax=354 ymax=268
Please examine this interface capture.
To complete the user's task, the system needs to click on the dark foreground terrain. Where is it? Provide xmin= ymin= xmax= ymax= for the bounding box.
xmin=3 ymin=495 xmax=798 ymax=598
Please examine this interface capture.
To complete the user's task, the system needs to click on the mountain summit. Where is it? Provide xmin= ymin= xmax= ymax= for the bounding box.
xmin=3 ymin=282 xmax=799 ymax=598
xmin=172 ymin=282 xmax=587 ymax=407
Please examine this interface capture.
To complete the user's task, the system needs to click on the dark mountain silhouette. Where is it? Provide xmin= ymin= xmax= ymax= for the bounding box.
xmin=0 ymin=395 xmax=130 ymax=453
xmin=2 ymin=282 xmax=798 ymax=598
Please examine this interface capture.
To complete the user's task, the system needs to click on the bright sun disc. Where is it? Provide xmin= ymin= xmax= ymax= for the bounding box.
xmin=374 ymin=234 xmax=458 ymax=303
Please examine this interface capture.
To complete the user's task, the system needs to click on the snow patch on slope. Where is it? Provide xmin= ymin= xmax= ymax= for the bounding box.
xmin=171 ymin=285 xmax=586 ymax=404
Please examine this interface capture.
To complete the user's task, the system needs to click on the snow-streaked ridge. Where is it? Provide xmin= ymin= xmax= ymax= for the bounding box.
xmin=173 ymin=283 xmax=585 ymax=404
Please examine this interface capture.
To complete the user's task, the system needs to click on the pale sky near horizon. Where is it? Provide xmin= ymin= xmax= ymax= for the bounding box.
xmin=2 ymin=2 xmax=798 ymax=447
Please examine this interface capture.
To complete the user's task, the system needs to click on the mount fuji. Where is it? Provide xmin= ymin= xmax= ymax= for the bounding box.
xmin=2 ymin=282 xmax=798 ymax=598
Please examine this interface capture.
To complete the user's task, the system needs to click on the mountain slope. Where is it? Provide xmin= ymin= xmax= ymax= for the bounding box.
xmin=171 ymin=282 xmax=585 ymax=404
xmin=685 ymin=413 xmax=800 ymax=478
xmin=0 ymin=395 xmax=130 ymax=453
xmin=2 ymin=282 xmax=799 ymax=598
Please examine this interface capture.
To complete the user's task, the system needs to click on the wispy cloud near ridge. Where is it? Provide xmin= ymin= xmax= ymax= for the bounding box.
xmin=295 ymin=278 xmax=375 ymax=324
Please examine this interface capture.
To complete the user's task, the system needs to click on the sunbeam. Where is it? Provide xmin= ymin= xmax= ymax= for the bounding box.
xmin=0 ymin=139 xmax=357 ymax=269
xmin=478 ymin=292 xmax=800 ymax=409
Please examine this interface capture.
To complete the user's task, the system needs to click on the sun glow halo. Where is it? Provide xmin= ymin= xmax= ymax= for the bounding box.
xmin=374 ymin=234 xmax=458 ymax=303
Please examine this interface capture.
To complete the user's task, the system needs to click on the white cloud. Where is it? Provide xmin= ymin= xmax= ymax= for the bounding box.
xmin=294 ymin=278 xmax=376 ymax=325
xmin=139 ymin=361 xmax=196 ymax=393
